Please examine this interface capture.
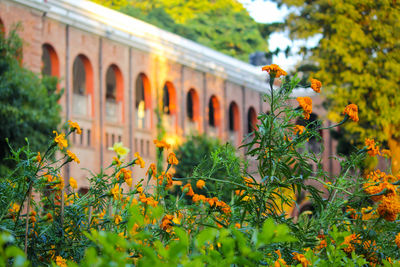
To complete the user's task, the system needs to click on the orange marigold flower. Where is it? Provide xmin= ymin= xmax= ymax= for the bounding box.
xmin=167 ymin=152 xmax=179 ymax=165
xmin=381 ymin=149 xmax=392 ymax=158
xmin=395 ymin=233 xmax=400 ymax=248
xmin=182 ymin=183 xmax=194 ymax=197
xmin=343 ymin=104 xmax=359 ymax=122
xmin=53 ymin=131 xmax=68 ymax=150
xmin=45 ymin=213 xmax=53 ymax=221
xmin=192 ymin=194 xmax=206 ymax=203
xmin=294 ymin=125 xmax=305 ymax=135
xmin=36 ymin=152 xmax=42 ymax=163
xmin=341 ymin=234 xmax=360 ymax=253
xmin=377 ymin=196 xmax=400 ymax=221
xmin=365 ymin=138 xmax=380 ymax=157
xmin=261 ymin=64 xmax=287 ymax=78
xmin=67 ymin=150 xmax=80 ymax=164
xmin=69 ymin=177 xmax=78 ymax=189
xmin=68 ymin=120 xmax=82 ymax=134
xmin=292 ymin=252 xmax=310 ymax=267
xmin=274 ymin=249 xmax=288 ymax=267
xmin=296 ymin=97 xmax=312 ymax=120
xmin=196 ymin=179 xmax=205 ymax=189
xmin=154 ymin=139 xmax=171 ymax=150
xmin=146 ymin=163 xmax=157 ymax=178
xmin=134 ymin=152 xmax=145 ymax=168
xmin=310 ymin=78 xmax=322 ymax=93
xmin=112 ymin=156 xmax=121 ymax=166
xmin=160 ymin=214 xmax=174 ymax=231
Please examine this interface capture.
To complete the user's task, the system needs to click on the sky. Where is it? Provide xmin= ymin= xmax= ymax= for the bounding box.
xmin=239 ymin=0 xmax=320 ymax=71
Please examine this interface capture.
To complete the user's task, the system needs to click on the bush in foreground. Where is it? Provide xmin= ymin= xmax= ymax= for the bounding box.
xmin=1 ymin=65 xmax=400 ymax=266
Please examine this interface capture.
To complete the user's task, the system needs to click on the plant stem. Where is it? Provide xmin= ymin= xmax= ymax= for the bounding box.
xmin=24 ymin=185 xmax=32 ymax=254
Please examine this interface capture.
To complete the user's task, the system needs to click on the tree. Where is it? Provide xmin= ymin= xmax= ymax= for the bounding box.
xmin=92 ymin=0 xmax=269 ymax=61
xmin=0 ymin=27 xmax=62 ymax=175
xmin=272 ymin=0 xmax=400 ymax=172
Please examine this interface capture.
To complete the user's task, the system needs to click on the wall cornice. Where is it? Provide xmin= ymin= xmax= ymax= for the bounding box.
xmin=11 ymin=0 xmax=271 ymax=93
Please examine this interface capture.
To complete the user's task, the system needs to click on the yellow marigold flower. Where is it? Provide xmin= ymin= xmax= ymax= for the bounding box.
xmin=53 ymin=131 xmax=68 ymax=150
xmin=56 ymin=176 xmax=64 ymax=190
xmin=343 ymin=104 xmax=359 ymax=122
xmin=395 ymin=233 xmax=400 ymax=248
xmin=69 ymin=177 xmax=78 ymax=189
xmin=146 ymin=163 xmax=157 ymax=178
xmin=114 ymin=214 xmax=122 ymax=225
xmin=294 ymin=125 xmax=305 ymax=135
xmin=110 ymin=184 xmax=122 ymax=201
xmin=68 ymin=120 xmax=82 ymax=134
xmin=310 ymin=78 xmax=322 ymax=93
xmin=296 ymin=97 xmax=312 ymax=120
xmin=292 ymin=252 xmax=310 ymax=267
xmin=36 ymin=152 xmax=42 ymax=163
xmin=8 ymin=203 xmax=20 ymax=214
xmin=365 ymin=138 xmax=380 ymax=157
xmin=196 ymin=179 xmax=205 ymax=189
xmin=261 ymin=64 xmax=287 ymax=78
xmin=109 ymin=142 xmax=130 ymax=159
xmin=67 ymin=150 xmax=80 ymax=164
xmin=167 ymin=152 xmax=179 ymax=165
xmin=134 ymin=152 xmax=145 ymax=168
xmin=153 ymin=139 xmax=171 ymax=150
xmin=55 ymin=256 xmax=67 ymax=267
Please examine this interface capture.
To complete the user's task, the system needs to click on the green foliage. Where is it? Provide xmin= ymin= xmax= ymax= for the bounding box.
xmin=273 ymin=0 xmax=400 ymax=154
xmin=91 ymin=0 xmax=269 ymax=61
xmin=2 ymin=63 xmax=400 ymax=266
xmin=0 ymin=232 xmax=29 ymax=267
xmin=0 ymin=27 xmax=62 ymax=176
xmin=174 ymin=134 xmax=243 ymax=202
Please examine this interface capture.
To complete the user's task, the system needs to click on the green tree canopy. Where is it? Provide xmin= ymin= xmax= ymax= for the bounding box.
xmin=0 ymin=28 xmax=62 ymax=175
xmin=272 ymin=0 xmax=400 ymax=172
xmin=92 ymin=0 xmax=269 ymax=61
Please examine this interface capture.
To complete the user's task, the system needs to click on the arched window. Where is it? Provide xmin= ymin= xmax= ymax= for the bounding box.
xmin=187 ymin=88 xmax=199 ymax=122
xmin=135 ymin=73 xmax=151 ymax=129
xmin=208 ymin=95 xmax=220 ymax=127
xmin=0 ymin=18 xmax=5 ymax=35
xmin=106 ymin=66 xmax=116 ymax=101
xmin=41 ymin=44 xmax=59 ymax=77
xmin=72 ymin=54 xmax=93 ymax=116
xmin=162 ymin=82 xmax=176 ymax=115
xmin=247 ymin=107 xmax=257 ymax=134
xmin=105 ymin=64 xmax=124 ymax=123
xmin=228 ymin=102 xmax=240 ymax=132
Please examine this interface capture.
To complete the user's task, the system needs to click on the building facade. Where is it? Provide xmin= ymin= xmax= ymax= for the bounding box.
xmin=0 ymin=0 xmax=339 ymax=190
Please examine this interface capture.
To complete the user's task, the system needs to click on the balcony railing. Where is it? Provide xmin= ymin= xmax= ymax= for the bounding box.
xmin=185 ymin=119 xmax=198 ymax=135
xmin=208 ymin=126 xmax=219 ymax=138
xmin=163 ymin=114 xmax=176 ymax=132
xmin=73 ymin=93 xmax=90 ymax=117
xmin=228 ymin=130 xmax=238 ymax=146
xmin=105 ymin=100 xmax=122 ymax=123
xmin=135 ymin=109 xmax=150 ymax=129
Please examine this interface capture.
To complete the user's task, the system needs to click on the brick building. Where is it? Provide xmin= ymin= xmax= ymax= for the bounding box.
xmin=0 ymin=0 xmax=339 ymax=189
